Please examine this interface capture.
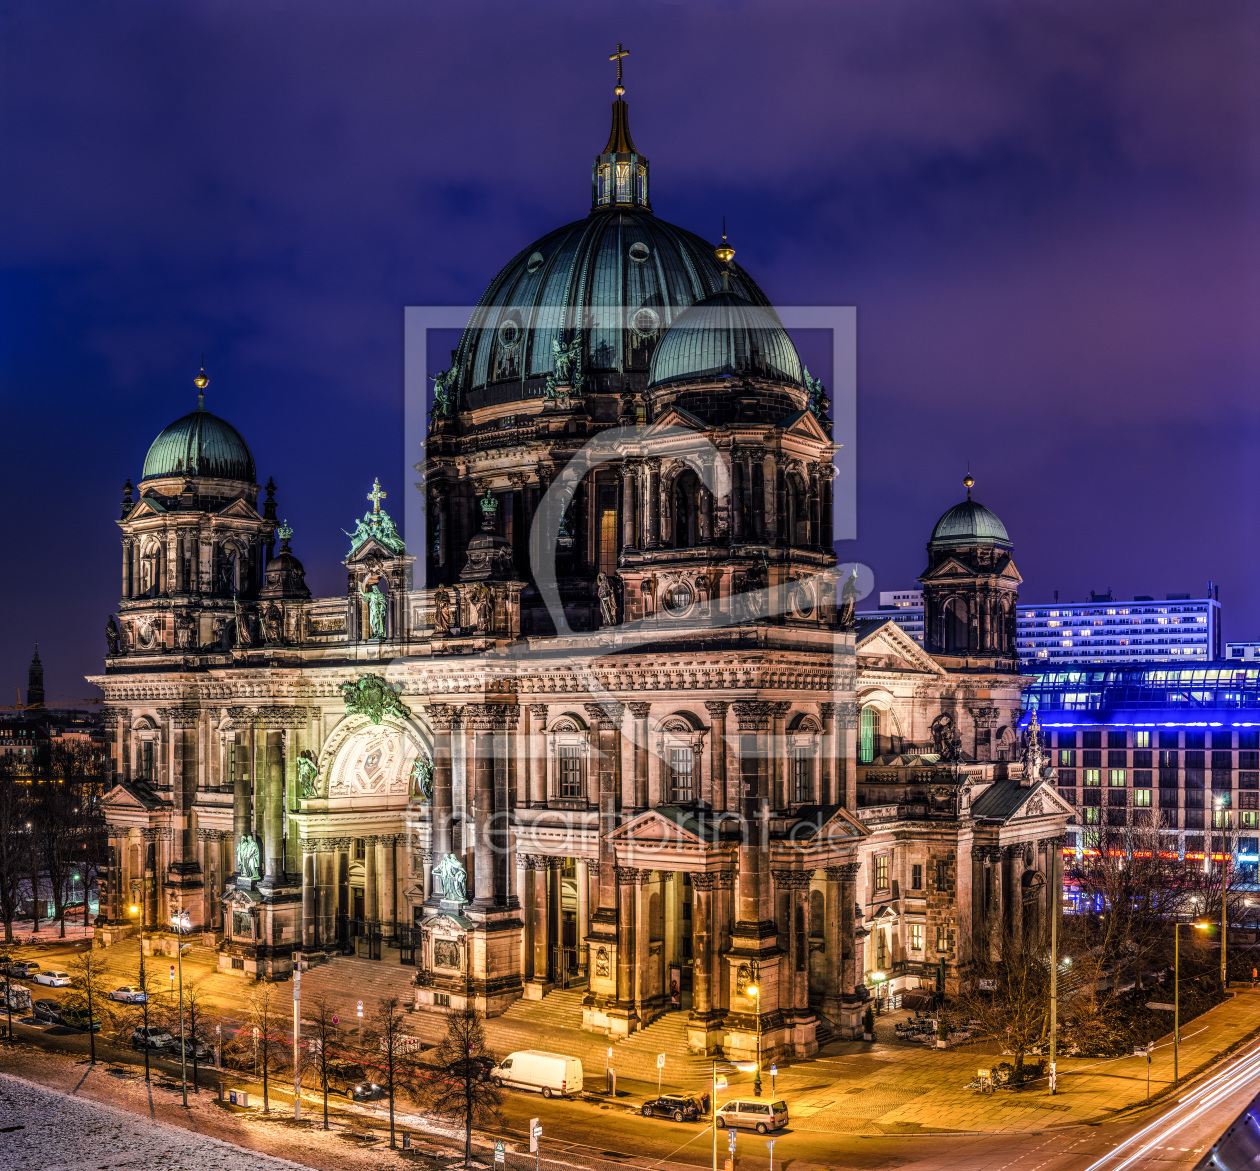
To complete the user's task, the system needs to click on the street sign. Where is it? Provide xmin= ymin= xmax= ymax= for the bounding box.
xmin=357 ymin=1001 xmax=363 ymax=1015
xmin=530 ymin=1118 xmax=541 ymax=1153
xmin=657 ymin=1053 xmax=666 ymax=1068
xmin=728 ymin=1129 xmax=737 ymax=1144
xmin=769 ymin=1064 xmax=777 ymax=1076
xmin=494 ymin=1141 xmax=505 ymax=1164
xmin=715 ymin=1075 xmax=728 ymax=1090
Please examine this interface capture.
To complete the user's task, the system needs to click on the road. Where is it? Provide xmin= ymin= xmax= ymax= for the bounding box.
xmin=4 ymin=1007 xmax=1257 ymax=1171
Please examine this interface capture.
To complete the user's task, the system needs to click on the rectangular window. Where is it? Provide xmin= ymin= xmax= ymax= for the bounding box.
xmin=910 ymin=923 xmax=924 ymax=951
xmin=1160 ymin=730 xmax=1180 ymax=749
xmin=1241 ymin=731 xmax=1260 ymax=751
xmin=1186 ymin=768 xmax=1205 ymax=789
xmin=1083 ymin=730 xmax=1102 ymax=749
xmin=1159 ymin=750 xmax=1179 ymax=768
xmin=1185 ymin=789 xmax=1205 ymax=809
xmin=1212 ymin=750 xmax=1233 ymax=770
xmin=911 ymin=863 xmax=922 ymax=890
xmin=936 ymin=860 xmax=950 ymax=890
xmin=1185 ymin=732 xmax=1205 ymax=751
xmin=1212 ymin=769 xmax=1233 ymax=791
xmin=1083 ymin=788 xmax=1101 ymax=806
xmin=1243 ymin=811 xmax=1258 ymax=829
xmin=559 ymin=744 xmax=583 ymax=798
xmin=1056 ymin=731 xmax=1076 ymax=749
xmin=859 ymin=707 xmax=875 ymax=764
xmin=1240 ymin=752 xmax=1260 ymax=770
xmin=1241 ymin=773 xmax=1260 ymax=793
xmin=1109 ymin=769 xmax=1126 ymax=786
xmin=1083 ymin=769 xmax=1101 ymax=786
xmin=1058 ymin=787 xmax=1077 ymax=805
xmin=1134 ymin=788 xmax=1151 ymax=808
xmin=1109 ymin=730 xmax=1127 ymax=749
xmin=141 ymin=741 xmax=154 ymax=782
xmin=1108 ymin=750 xmax=1128 ymax=768
xmin=792 ymin=746 xmax=812 ymax=803
xmin=1242 ymin=792 xmax=1260 ymax=811
xmin=598 ymin=508 xmax=617 ymax=577
xmin=1159 ymin=788 xmax=1179 ymax=809
xmin=936 ymin=924 xmax=948 ymax=952
xmin=1058 ymin=768 xmax=1077 ymax=786
xmin=1211 ymin=731 xmax=1233 ymax=750
xmin=1108 ymin=788 xmax=1127 ymax=807
xmin=1084 ymin=806 xmax=1100 ymax=824
xmin=668 ymin=747 xmax=695 ymax=804
xmin=1134 ymin=750 xmax=1153 ymax=768
xmin=874 ymin=854 xmax=889 ymax=891
xmin=1083 ymin=750 xmax=1102 ymax=768
xmin=1134 ymin=731 xmax=1151 ymax=749
xmin=1134 ymin=769 xmax=1153 ymax=787
xmin=353 ymin=838 xmax=365 ymax=861
xmin=1058 ymin=749 xmax=1076 ymax=767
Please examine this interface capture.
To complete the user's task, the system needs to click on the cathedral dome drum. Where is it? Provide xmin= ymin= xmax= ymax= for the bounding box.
xmin=928 ymin=497 xmax=1011 ymax=550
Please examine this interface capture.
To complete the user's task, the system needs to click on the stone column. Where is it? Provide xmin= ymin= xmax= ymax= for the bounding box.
xmin=587 ymin=703 xmax=625 ymax=918
xmin=819 ymin=704 xmax=838 ymax=806
xmin=704 ymin=702 xmax=729 ymax=810
xmin=549 ymin=857 xmax=564 ymax=980
xmin=229 ymin=714 xmax=252 ymax=877
xmin=615 ymin=866 xmax=642 ymax=1007
xmin=120 ymin=538 xmax=133 ymax=599
xmin=621 ymin=461 xmax=638 ymax=550
xmin=364 ymin=835 xmax=379 ymax=924
xmin=730 ymin=448 xmax=745 ymax=542
xmin=771 ymin=702 xmax=790 ymax=810
xmin=263 ymin=718 xmax=285 ymax=884
xmin=644 ymin=459 xmax=661 ymax=549
xmin=428 ymin=704 xmax=460 ymax=871
xmin=836 ymin=702 xmax=857 ymax=811
xmin=732 ymin=701 xmax=773 ymax=928
xmin=379 ymin=836 xmax=397 ymax=937
xmin=577 ymin=859 xmax=590 ymax=957
xmin=1004 ymin=844 xmax=1023 ymax=951
xmin=762 ymin=451 xmax=778 ymax=545
xmin=691 ymin=873 xmax=717 ymax=1016
xmin=628 ymin=703 xmax=651 ymax=809
xmin=528 ymin=705 xmax=548 ymax=806
xmin=317 ymin=842 xmax=336 ymax=948
xmin=468 ymin=705 xmax=499 ymax=907
xmin=300 ymin=839 xmax=317 ymax=947
xmin=837 ymin=862 xmax=860 ymax=1000
xmin=165 ymin=709 xmax=199 ymax=865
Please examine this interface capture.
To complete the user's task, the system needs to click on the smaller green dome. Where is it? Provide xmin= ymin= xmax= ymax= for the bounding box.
xmin=647 ymin=291 xmax=802 ymax=388
xmin=929 ymin=498 xmax=1011 ymax=548
xmin=142 ymin=405 xmax=256 ymax=483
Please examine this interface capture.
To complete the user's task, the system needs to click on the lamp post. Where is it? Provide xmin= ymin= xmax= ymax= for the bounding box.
xmin=176 ymin=940 xmax=192 ymax=1107
xmin=747 ymin=982 xmax=761 ymax=1097
xmin=1216 ymin=797 xmax=1230 ymax=989
xmin=1174 ymin=920 xmax=1212 ymax=1083
xmin=1049 ymin=899 xmax=1058 ymax=1096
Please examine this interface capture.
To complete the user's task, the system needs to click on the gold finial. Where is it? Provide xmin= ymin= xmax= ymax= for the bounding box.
xmin=963 ymin=473 xmax=974 ymax=500
xmin=194 ymin=354 xmax=209 ymax=405
xmin=609 ymin=42 xmax=629 ymax=96
xmin=714 ymin=216 xmax=735 ymax=264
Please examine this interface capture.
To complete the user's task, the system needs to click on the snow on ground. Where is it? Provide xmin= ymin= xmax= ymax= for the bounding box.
xmin=0 ymin=1072 xmax=317 ymax=1171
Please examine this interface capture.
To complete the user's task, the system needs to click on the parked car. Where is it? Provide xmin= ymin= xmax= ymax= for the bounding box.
xmin=350 ymin=1081 xmax=387 ymax=1101
xmin=109 ymin=985 xmax=148 ymax=1004
xmin=6 ymin=961 xmax=39 ymax=979
xmin=132 ymin=1025 xmax=175 ymax=1050
xmin=32 ymin=998 xmax=62 ymax=1024
xmin=715 ymin=1099 xmax=789 ymax=1134
xmin=490 ymin=1051 xmax=583 ymax=1099
xmin=61 ymin=1005 xmax=102 ymax=1032
xmin=641 ymin=1095 xmax=703 ymax=1122
xmin=164 ymin=1035 xmax=212 ymax=1060
xmin=33 ymin=970 xmax=72 ymax=987
xmin=322 ymin=1059 xmax=367 ymax=1096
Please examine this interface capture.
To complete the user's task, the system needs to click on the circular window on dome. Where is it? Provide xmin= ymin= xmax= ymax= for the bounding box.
xmin=662 ymin=581 xmax=693 ymax=616
xmin=631 ymin=307 xmax=660 ymax=337
xmin=628 ymin=241 xmax=651 ymax=264
xmin=526 ymin=251 xmax=545 ymax=275
xmin=497 ymin=319 xmax=522 ymax=349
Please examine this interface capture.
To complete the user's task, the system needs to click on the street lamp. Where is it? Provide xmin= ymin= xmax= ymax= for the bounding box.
xmin=1215 ymin=796 xmax=1230 ymax=989
xmin=176 ymin=940 xmax=192 ymax=1108
xmin=1174 ymin=920 xmax=1212 ymax=1083
xmin=747 ymin=983 xmax=761 ymax=1097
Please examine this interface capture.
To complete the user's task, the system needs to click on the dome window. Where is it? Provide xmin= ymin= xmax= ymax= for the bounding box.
xmin=615 ymin=161 xmax=631 ymax=201
xmin=637 ymin=165 xmax=648 ymax=205
xmin=663 ymin=581 xmax=693 ymax=616
xmin=526 ymin=251 xmax=545 ymax=275
xmin=597 ymin=164 xmax=611 ymax=206
xmin=631 ymin=307 xmax=660 ymax=336
xmin=628 ymin=241 xmax=650 ymax=264
xmin=497 ymin=319 xmax=522 ymax=350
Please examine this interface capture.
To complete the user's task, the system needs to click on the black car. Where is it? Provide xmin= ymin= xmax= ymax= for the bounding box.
xmin=32 ymin=998 xmax=62 ymax=1024
xmin=641 ymin=1095 xmax=702 ymax=1122
xmin=350 ymin=1081 xmax=387 ymax=1101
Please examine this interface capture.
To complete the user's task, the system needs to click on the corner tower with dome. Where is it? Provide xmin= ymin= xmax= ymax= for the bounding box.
xmin=89 ymin=60 xmax=1069 ymax=1057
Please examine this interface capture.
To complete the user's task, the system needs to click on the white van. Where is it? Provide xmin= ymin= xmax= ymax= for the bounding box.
xmin=490 ymin=1050 xmax=583 ymax=1098
xmin=715 ymin=1098 xmax=789 ymax=1133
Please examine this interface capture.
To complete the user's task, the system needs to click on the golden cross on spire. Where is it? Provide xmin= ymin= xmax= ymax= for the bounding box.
xmin=367 ymin=477 xmax=387 ymax=514
xmin=609 ymin=42 xmax=628 ymax=96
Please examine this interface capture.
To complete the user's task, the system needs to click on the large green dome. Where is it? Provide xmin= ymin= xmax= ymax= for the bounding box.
xmin=142 ymin=404 xmax=256 ymax=483
xmin=929 ymin=498 xmax=1011 ymax=549
xmin=647 ymin=291 xmax=802 ymax=388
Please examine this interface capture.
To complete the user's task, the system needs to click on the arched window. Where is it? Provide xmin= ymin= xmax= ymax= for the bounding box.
xmin=548 ymin=716 xmax=589 ymax=801
xmin=942 ymin=596 xmax=969 ymax=653
xmin=673 ymin=470 xmax=700 ymax=548
xmin=658 ymin=714 xmax=705 ymax=805
xmin=859 ymin=707 xmax=876 ymax=764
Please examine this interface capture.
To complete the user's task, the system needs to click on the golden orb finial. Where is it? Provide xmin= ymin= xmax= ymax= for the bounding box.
xmin=194 ymin=355 xmax=209 ymax=391
xmin=963 ymin=473 xmax=974 ymax=499
xmin=714 ymin=216 xmax=735 ymax=265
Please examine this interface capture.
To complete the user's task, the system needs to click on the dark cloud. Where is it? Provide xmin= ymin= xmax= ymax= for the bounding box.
xmin=1 ymin=0 xmax=1258 ymax=701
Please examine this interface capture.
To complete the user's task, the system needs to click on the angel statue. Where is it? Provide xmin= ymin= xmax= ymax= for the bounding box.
xmin=105 ymin=614 xmax=120 ymax=655
xmin=433 ymin=583 xmax=454 ymax=634
xmin=359 ymin=580 xmax=388 ymax=639
xmin=597 ymin=572 xmax=618 ymax=627
xmin=410 ymin=755 xmax=434 ymax=802
xmin=803 ymin=365 xmax=830 ymax=420
xmin=432 ymin=852 xmax=467 ymax=905
xmin=295 ymin=751 xmax=320 ymax=799
xmin=552 ymin=335 xmax=582 ymax=385
xmin=430 ymin=368 xmax=456 ymax=419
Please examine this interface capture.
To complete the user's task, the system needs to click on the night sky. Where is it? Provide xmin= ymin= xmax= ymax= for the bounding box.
xmin=2 ymin=1 xmax=1258 ymax=705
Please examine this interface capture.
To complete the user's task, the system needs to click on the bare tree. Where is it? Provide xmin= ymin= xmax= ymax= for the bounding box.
xmin=67 ymin=947 xmax=115 ymax=1064
xmin=306 ymin=993 xmax=341 ymax=1130
xmin=126 ymin=958 xmax=162 ymax=1082
xmin=421 ymin=1008 xmax=502 ymax=1167
xmin=181 ymin=981 xmax=215 ymax=1093
xmin=371 ymin=995 xmax=417 ymax=1149
xmin=245 ymin=984 xmax=288 ymax=1113
xmin=0 ymin=766 xmax=30 ymax=944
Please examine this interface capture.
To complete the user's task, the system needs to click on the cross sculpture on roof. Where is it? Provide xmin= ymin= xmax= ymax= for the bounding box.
xmin=367 ymin=477 xmax=387 ymax=515
xmin=609 ymin=42 xmax=628 ymax=96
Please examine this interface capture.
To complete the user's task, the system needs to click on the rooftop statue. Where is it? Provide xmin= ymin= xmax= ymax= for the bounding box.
xmin=430 ymin=368 xmax=456 ymax=419
xmin=838 ymin=567 xmax=859 ymax=631
xmin=552 ymin=335 xmax=582 ymax=385
xmin=359 ymin=580 xmax=389 ymax=639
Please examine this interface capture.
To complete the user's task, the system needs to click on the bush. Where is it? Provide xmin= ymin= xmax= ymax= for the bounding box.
xmin=863 ymin=1006 xmax=875 ymax=1036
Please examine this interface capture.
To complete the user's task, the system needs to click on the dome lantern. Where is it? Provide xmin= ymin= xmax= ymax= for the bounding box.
xmin=591 ymin=43 xmax=650 ymax=213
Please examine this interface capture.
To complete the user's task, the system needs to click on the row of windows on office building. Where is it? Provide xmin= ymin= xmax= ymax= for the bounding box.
xmin=1050 ymin=727 xmax=1260 ymax=847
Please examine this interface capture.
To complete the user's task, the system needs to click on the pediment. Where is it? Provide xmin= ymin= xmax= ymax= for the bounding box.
xmin=785 ymin=803 xmax=870 ymax=844
xmin=608 ymin=807 xmax=708 ymax=847
xmin=101 ymin=782 xmax=161 ymax=813
xmin=124 ymin=497 xmax=168 ymax=521
xmin=214 ymin=497 xmax=263 ymax=521
xmin=856 ymin=620 xmax=947 ymax=676
xmin=1014 ymin=782 xmax=1075 ymax=822
xmin=919 ymin=555 xmax=977 ymax=581
xmin=344 ymin=536 xmax=405 ymax=565
xmin=643 ymin=406 xmax=708 ymax=436
xmin=778 ymin=409 xmax=830 ymax=442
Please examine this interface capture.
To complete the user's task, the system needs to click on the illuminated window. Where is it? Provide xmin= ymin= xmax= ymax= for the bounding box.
xmin=859 ymin=707 xmax=876 ymax=764
xmin=936 ymin=924 xmax=949 ymax=952
xmin=615 ymin=161 xmax=630 ymax=200
xmin=1109 ymin=770 xmax=1127 ymax=786
xmin=637 ymin=165 xmax=647 ymax=204
xmin=599 ymin=508 xmax=617 ymax=576
xmin=1134 ymin=731 xmax=1150 ymax=749
xmin=909 ymin=923 xmax=924 ymax=951
xmin=1084 ymin=769 xmax=1101 ymax=786
xmin=1244 ymin=811 xmax=1258 ymax=829
xmin=1134 ymin=789 xmax=1151 ymax=808
xmin=1084 ymin=807 xmax=1101 ymax=824
xmin=874 ymin=854 xmax=889 ymax=890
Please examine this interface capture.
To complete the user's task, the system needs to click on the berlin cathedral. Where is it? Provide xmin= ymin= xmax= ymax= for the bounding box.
xmin=94 ymin=63 xmax=1071 ymax=1060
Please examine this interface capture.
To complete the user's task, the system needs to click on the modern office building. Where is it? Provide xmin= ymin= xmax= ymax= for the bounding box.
xmin=1226 ymin=643 xmax=1260 ymax=662
xmin=859 ymin=590 xmax=1222 ymax=668
xmin=1023 ymin=664 xmax=1260 ymax=878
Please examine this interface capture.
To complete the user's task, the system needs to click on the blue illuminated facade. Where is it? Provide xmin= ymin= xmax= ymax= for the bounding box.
xmin=1022 ymin=663 xmax=1260 ymax=877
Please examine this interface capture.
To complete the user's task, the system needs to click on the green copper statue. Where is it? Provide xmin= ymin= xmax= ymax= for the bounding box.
xmin=551 ymin=335 xmax=581 ymax=385
xmin=295 ymin=751 xmax=320 ymax=799
xmin=236 ymin=833 xmax=261 ymax=881
xmin=433 ymin=852 xmax=467 ymax=905
xmin=803 ymin=365 xmax=830 ymax=420
xmin=410 ymin=754 xmax=434 ymax=802
xmin=359 ymin=580 xmax=388 ymax=639
xmin=340 ymin=674 xmax=412 ymax=724
xmin=431 ymin=368 xmax=456 ymax=418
